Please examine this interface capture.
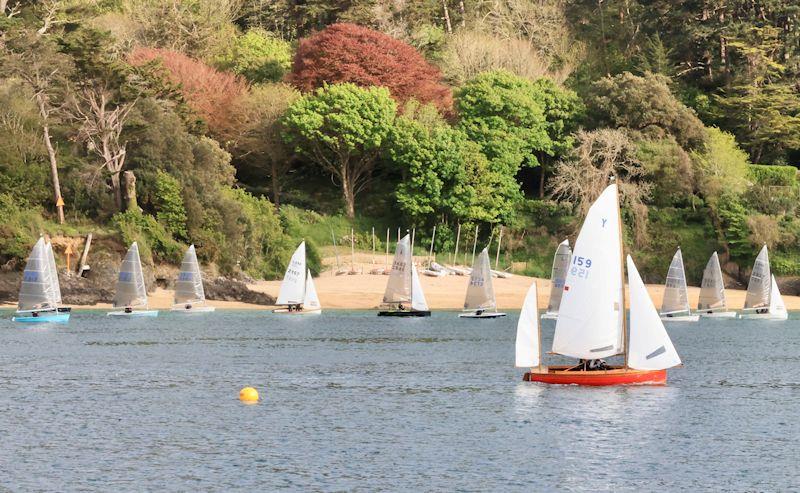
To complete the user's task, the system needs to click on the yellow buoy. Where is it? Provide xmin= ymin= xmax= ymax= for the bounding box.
xmin=239 ymin=386 xmax=259 ymax=403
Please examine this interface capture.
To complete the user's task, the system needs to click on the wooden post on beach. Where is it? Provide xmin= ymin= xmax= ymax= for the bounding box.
xmin=495 ymin=226 xmax=503 ymax=270
xmin=77 ymin=233 xmax=92 ymax=277
xmin=471 ymin=225 xmax=479 ymax=266
xmin=330 ymin=226 xmax=341 ymax=273
xmin=428 ymin=225 xmax=436 ymax=265
xmin=385 ymin=228 xmax=390 ymax=271
xmin=350 ymin=227 xmax=356 ymax=273
xmin=371 ymin=227 xmax=376 ymax=264
xmin=452 ymin=223 xmax=461 ymax=266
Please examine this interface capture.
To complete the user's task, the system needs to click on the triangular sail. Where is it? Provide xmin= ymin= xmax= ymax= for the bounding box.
xmin=276 ymin=241 xmax=306 ymax=305
xmin=383 ymin=234 xmax=412 ymax=304
xmin=698 ymin=252 xmax=726 ymax=311
xmin=113 ymin=242 xmax=148 ymax=308
xmin=552 ymin=184 xmax=624 ymax=359
xmin=464 ymin=248 xmax=496 ymax=311
xmin=18 ymin=238 xmax=57 ymax=311
xmin=660 ymin=248 xmax=691 ymax=315
xmin=410 ymin=264 xmax=429 ymax=311
xmin=303 ymin=269 xmax=321 ymax=310
xmin=45 ymin=241 xmax=62 ymax=304
xmin=515 ymin=281 xmax=540 ymax=367
xmin=627 ymin=256 xmax=682 ymax=370
xmin=546 ymin=240 xmax=571 ymax=314
xmin=744 ymin=245 xmax=770 ymax=309
xmin=174 ymin=245 xmax=206 ymax=304
xmin=769 ymin=275 xmax=786 ymax=314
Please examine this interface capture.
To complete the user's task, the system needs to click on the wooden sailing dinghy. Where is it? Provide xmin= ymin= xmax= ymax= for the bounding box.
xmin=273 ymin=241 xmax=322 ymax=314
xmin=108 ymin=242 xmax=158 ymax=317
xmin=697 ymin=252 xmax=736 ymax=318
xmin=659 ymin=248 xmax=699 ymax=322
xmin=378 ymin=234 xmax=430 ymax=317
xmin=515 ymin=182 xmax=681 ymax=386
xmin=739 ymin=245 xmax=787 ymax=320
xmin=171 ymin=245 xmax=214 ymax=313
xmin=541 ymin=239 xmax=571 ymax=320
xmin=13 ymin=238 xmax=70 ymax=323
xmin=459 ymin=248 xmax=506 ymax=318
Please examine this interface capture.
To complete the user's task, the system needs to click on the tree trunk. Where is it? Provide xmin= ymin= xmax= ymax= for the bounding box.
xmin=270 ymin=161 xmax=281 ymax=207
xmin=538 ymin=162 xmax=546 ymax=199
xmin=0 ymin=0 xmax=8 ymax=14
xmin=123 ymin=170 xmax=138 ymax=211
xmin=341 ymin=167 xmax=356 ymax=218
xmin=458 ymin=0 xmax=465 ymax=27
xmin=442 ymin=0 xmax=453 ymax=34
xmin=36 ymin=93 xmax=65 ymax=224
xmin=110 ymin=171 xmax=123 ymax=211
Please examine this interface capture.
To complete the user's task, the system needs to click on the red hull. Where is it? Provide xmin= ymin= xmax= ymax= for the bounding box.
xmin=523 ymin=366 xmax=667 ymax=386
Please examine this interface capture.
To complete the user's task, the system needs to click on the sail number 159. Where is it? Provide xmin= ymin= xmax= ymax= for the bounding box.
xmin=571 ymin=256 xmax=592 ymax=279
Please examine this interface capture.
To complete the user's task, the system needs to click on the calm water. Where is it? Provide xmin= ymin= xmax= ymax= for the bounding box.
xmin=0 ymin=310 xmax=798 ymax=492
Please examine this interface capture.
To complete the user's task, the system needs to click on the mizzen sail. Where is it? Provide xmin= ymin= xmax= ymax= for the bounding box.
xmin=113 ymin=242 xmax=148 ymax=308
xmin=744 ymin=245 xmax=770 ymax=309
xmin=174 ymin=244 xmax=206 ymax=305
xmin=661 ymin=248 xmax=691 ymax=315
xmin=698 ymin=252 xmax=726 ymax=311
xmin=545 ymin=239 xmax=571 ymax=314
xmin=464 ymin=248 xmax=496 ymax=311
xmin=277 ymin=241 xmax=306 ymax=305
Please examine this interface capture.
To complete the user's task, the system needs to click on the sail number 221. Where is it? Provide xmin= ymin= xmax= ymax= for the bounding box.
xmin=570 ymin=256 xmax=592 ymax=279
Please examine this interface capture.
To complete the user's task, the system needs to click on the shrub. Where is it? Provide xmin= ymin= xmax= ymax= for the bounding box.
xmin=0 ymin=193 xmax=44 ymax=265
xmin=153 ymin=171 xmax=188 ymax=241
xmin=216 ymin=28 xmax=293 ymax=83
xmin=112 ymin=209 xmax=183 ymax=264
xmin=748 ymin=164 xmax=798 ymax=186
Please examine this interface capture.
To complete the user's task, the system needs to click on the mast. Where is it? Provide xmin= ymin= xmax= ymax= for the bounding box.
xmin=495 ymin=226 xmax=503 ymax=270
xmin=614 ymin=177 xmax=629 ymax=368
xmin=471 ymin=225 xmax=478 ymax=266
xmin=385 ymin=228 xmax=390 ymax=271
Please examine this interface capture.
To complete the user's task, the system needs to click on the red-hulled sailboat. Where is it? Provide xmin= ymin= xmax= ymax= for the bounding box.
xmin=515 ymin=180 xmax=681 ymax=386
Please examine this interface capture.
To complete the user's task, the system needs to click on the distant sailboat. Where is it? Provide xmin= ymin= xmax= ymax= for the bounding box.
xmin=739 ymin=245 xmax=787 ymax=320
xmin=515 ymin=281 xmax=540 ymax=369
xmin=13 ymin=237 xmax=70 ymax=323
xmin=518 ymin=182 xmax=681 ymax=385
xmin=274 ymin=241 xmax=321 ymax=314
xmin=459 ymin=248 xmax=506 ymax=318
xmin=108 ymin=242 xmax=158 ymax=317
xmin=659 ymin=248 xmax=699 ymax=322
xmin=172 ymin=245 xmax=214 ymax=313
xmin=697 ymin=252 xmax=736 ymax=318
xmin=378 ymin=234 xmax=430 ymax=317
xmin=541 ymin=239 xmax=571 ymax=320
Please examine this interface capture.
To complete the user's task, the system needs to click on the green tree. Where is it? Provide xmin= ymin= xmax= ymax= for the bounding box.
xmin=691 ymin=127 xmax=750 ymax=205
xmin=281 ymin=83 xmax=397 ymax=218
xmin=216 ymin=28 xmax=293 ymax=83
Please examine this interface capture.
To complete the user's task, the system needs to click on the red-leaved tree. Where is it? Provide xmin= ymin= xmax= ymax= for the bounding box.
xmin=129 ymin=47 xmax=248 ymax=136
xmin=289 ymin=23 xmax=453 ymax=114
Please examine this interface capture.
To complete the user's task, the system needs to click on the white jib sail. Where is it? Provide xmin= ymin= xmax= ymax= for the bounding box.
xmin=552 ymin=184 xmax=624 ymax=360
xmin=744 ymin=245 xmax=770 ymax=309
xmin=303 ymin=269 xmax=321 ymax=310
xmin=546 ymin=239 xmax=571 ymax=314
xmin=45 ymin=240 xmax=62 ymax=304
xmin=769 ymin=275 xmax=786 ymax=314
xmin=276 ymin=241 xmax=306 ymax=305
xmin=410 ymin=264 xmax=429 ymax=311
xmin=113 ymin=242 xmax=148 ymax=308
xmin=661 ymin=248 xmax=691 ymax=315
xmin=698 ymin=252 xmax=726 ymax=311
xmin=627 ymin=255 xmax=681 ymax=370
xmin=515 ymin=281 xmax=540 ymax=367
xmin=18 ymin=238 xmax=57 ymax=311
xmin=383 ymin=234 xmax=412 ymax=304
xmin=174 ymin=244 xmax=206 ymax=305
xmin=464 ymin=248 xmax=496 ymax=311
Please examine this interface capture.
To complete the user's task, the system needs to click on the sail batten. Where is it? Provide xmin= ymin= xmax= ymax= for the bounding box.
xmin=698 ymin=252 xmax=727 ymax=311
xmin=277 ymin=242 xmax=307 ymax=305
xmin=545 ymin=240 xmax=571 ymax=314
xmin=174 ymin=245 xmax=206 ymax=305
xmin=660 ymin=248 xmax=691 ymax=315
xmin=744 ymin=245 xmax=771 ymax=309
xmin=464 ymin=248 xmax=496 ymax=311
xmin=113 ymin=242 xmax=148 ymax=308
xmin=551 ymin=184 xmax=624 ymax=359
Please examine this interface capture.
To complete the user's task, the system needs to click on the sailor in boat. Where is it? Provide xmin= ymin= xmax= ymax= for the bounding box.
xmin=32 ymin=311 xmax=39 ymax=318
xmin=398 ymin=303 xmax=405 ymax=311
xmin=571 ymin=359 xmax=609 ymax=371
xmin=476 ymin=309 xmax=484 ymax=316
xmin=124 ymin=307 xmax=132 ymax=314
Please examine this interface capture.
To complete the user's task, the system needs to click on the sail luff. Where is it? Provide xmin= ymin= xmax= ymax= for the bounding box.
xmin=276 ymin=241 xmax=307 ymax=305
xmin=464 ymin=248 xmax=496 ymax=311
xmin=545 ymin=240 xmax=571 ymax=314
xmin=698 ymin=252 xmax=726 ymax=311
xmin=744 ymin=245 xmax=771 ymax=309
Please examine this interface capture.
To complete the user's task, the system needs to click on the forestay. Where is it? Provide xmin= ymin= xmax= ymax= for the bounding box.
xmin=515 ymin=281 xmax=540 ymax=367
xmin=627 ymin=256 xmax=681 ymax=370
xmin=744 ymin=245 xmax=770 ymax=309
xmin=174 ymin=245 xmax=206 ymax=304
xmin=464 ymin=248 xmax=496 ymax=311
xmin=410 ymin=264 xmax=429 ymax=311
xmin=546 ymin=240 xmax=571 ymax=314
xmin=552 ymin=184 xmax=624 ymax=360
xmin=698 ymin=252 xmax=726 ymax=311
xmin=303 ymin=269 xmax=321 ymax=310
xmin=277 ymin=241 xmax=307 ymax=305
xmin=661 ymin=248 xmax=691 ymax=315
xmin=18 ymin=238 xmax=58 ymax=311
xmin=383 ymin=234 xmax=412 ymax=304
xmin=113 ymin=242 xmax=148 ymax=308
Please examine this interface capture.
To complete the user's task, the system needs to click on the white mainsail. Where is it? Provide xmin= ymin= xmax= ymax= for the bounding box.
xmin=45 ymin=241 xmax=62 ymax=304
xmin=303 ymin=269 xmax=321 ymax=310
xmin=552 ymin=184 xmax=624 ymax=359
xmin=113 ymin=242 xmax=148 ymax=308
xmin=410 ymin=264 xmax=429 ymax=311
xmin=515 ymin=281 xmax=540 ymax=368
xmin=276 ymin=241 xmax=307 ymax=305
xmin=174 ymin=244 xmax=206 ymax=305
xmin=18 ymin=238 xmax=57 ymax=311
xmin=545 ymin=239 xmax=571 ymax=314
xmin=769 ymin=275 xmax=787 ymax=316
xmin=464 ymin=248 xmax=496 ymax=311
xmin=744 ymin=245 xmax=770 ymax=309
xmin=383 ymin=234 xmax=412 ymax=304
xmin=698 ymin=252 xmax=726 ymax=311
xmin=627 ymin=256 xmax=682 ymax=370
xmin=660 ymin=248 xmax=691 ymax=315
